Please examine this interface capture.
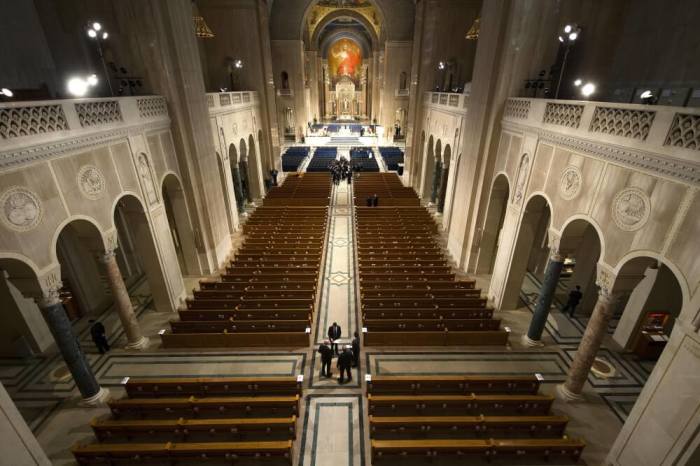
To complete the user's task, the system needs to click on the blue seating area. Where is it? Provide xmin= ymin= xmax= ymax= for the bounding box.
xmin=281 ymin=146 xmax=309 ymax=172
xmin=378 ymin=147 xmax=404 ymax=173
xmin=311 ymin=124 xmax=377 ymax=133
xmin=306 ymin=147 xmax=337 ymax=172
xmin=350 ymin=147 xmax=379 ymax=172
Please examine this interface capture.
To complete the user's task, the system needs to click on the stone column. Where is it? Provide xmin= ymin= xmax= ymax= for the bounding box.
xmin=38 ymin=284 xmax=108 ymax=404
xmin=557 ymin=289 xmax=617 ymax=401
xmin=430 ymin=160 xmax=442 ymax=203
xmin=0 ymin=382 xmax=51 ymax=465
xmin=100 ymin=249 xmax=149 ymax=350
xmin=437 ymin=166 xmax=449 ymax=213
xmin=524 ymin=244 xmax=564 ymax=346
xmin=231 ymin=166 xmax=246 ymax=214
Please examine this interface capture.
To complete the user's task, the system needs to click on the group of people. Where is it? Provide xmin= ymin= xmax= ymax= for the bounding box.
xmin=365 ymin=194 xmax=379 ymax=207
xmin=319 ymin=322 xmax=360 ymax=384
xmin=329 ymin=157 xmax=354 ymax=185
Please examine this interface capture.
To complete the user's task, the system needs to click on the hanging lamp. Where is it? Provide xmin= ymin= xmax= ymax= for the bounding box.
xmin=466 ymin=17 xmax=480 ymax=40
xmin=193 ymin=15 xmax=215 ymax=39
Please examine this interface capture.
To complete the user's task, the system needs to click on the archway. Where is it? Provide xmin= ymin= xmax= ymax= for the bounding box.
xmin=228 ymin=143 xmax=246 ymax=213
xmin=216 ymin=152 xmax=235 ymax=234
xmin=0 ymin=257 xmax=52 ymax=356
xmin=238 ymin=138 xmax=252 ymax=203
xmin=162 ymin=174 xmax=200 ymax=276
xmin=420 ymin=135 xmax=435 ymax=200
xmin=500 ymin=195 xmax=551 ymax=310
xmin=55 ymin=219 xmax=110 ymax=318
xmin=437 ymin=144 xmax=451 ymax=213
xmin=476 ymin=174 xmax=510 ymax=274
xmin=412 ymin=131 xmax=426 ymax=188
xmin=429 ymin=139 xmax=443 ymax=203
xmin=113 ymin=195 xmax=172 ymax=313
xmin=612 ymin=257 xmax=683 ymax=353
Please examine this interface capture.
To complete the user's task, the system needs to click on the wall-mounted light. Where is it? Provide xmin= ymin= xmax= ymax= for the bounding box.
xmin=67 ymin=74 xmax=100 ymax=97
xmin=573 ymin=79 xmax=582 ymax=87
xmin=438 ymin=61 xmax=446 ymax=70
xmin=0 ymin=88 xmax=13 ymax=97
xmin=234 ymin=59 xmax=244 ymax=69
xmin=580 ymin=82 xmax=596 ymax=97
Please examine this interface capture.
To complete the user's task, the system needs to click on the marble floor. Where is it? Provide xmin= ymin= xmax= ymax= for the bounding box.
xmin=0 ymin=183 xmax=658 ymax=466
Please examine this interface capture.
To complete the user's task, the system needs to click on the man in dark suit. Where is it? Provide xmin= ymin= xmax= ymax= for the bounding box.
xmin=337 ymin=347 xmax=353 ymax=384
xmin=562 ymin=285 xmax=583 ymax=317
xmin=318 ymin=340 xmax=333 ymax=378
xmin=328 ymin=322 xmax=341 ymax=355
xmin=372 ymin=194 xmax=379 ymax=207
xmin=89 ymin=319 xmax=110 ymax=354
xmin=366 ymin=196 xmax=372 ymax=207
xmin=270 ymin=169 xmax=279 ymax=186
xmin=351 ymin=331 xmax=360 ymax=368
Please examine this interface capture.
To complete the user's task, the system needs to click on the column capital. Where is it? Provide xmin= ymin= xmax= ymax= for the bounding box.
xmin=547 ymin=229 xmax=563 ymax=262
xmin=36 ymin=268 xmax=62 ymax=308
xmin=596 ymin=263 xmax=617 ymax=298
xmin=101 ymin=230 xmax=119 ymax=262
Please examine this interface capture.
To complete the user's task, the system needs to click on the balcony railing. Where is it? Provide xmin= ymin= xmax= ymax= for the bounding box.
xmin=206 ymin=91 xmax=259 ymax=113
xmin=425 ymin=92 xmax=468 ymax=111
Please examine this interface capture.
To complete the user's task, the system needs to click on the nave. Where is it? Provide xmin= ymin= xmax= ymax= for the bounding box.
xmin=0 ymin=172 xmax=637 ymax=466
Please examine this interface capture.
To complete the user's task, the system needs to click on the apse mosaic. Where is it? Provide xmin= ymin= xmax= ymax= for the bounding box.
xmin=328 ymin=38 xmax=362 ymax=82
xmin=307 ymin=1 xmax=380 ymax=38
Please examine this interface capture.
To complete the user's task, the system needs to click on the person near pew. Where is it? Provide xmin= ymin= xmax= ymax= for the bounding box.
xmin=562 ymin=285 xmax=583 ymax=317
xmin=89 ymin=319 xmax=110 ymax=354
xmin=318 ymin=340 xmax=333 ymax=378
xmin=270 ymin=168 xmax=278 ymax=186
xmin=366 ymin=195 xmax=373 ymax=207
xmin=351 ymin=331 xmax=360 ymax=368
xmin=372 ymin=193 xmax=379 ymax=207
xmin=328 ymin=321 xmax=342 ymax=355
xmin=337 ymin=346 xmax=353 ymax=384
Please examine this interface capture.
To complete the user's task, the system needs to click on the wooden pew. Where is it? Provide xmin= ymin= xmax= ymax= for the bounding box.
xmin=367 ymin=394 xmax=554 ymax=417
xmin=363 ymin=318 xmax=501 ymax=332
xmin=369 ymin=415 xmax=569 ymax=439
xmin=363 ymin=329 xmax=509 ymax=346
xmin=170 ymin=320 xmax=309 ymax=334
xmin=109 ymin=395 xmax=300 ymax=419
xmin=91 ymin=416 xmax=297 ymax=442
xmin=125 ymin=377 xmax=300 ymax=398
xmin=73 ymin=440 xmax=293 ymax=465
xmin=160 ymin=331 xmax=310 ymax=348
xmin=366 ymin=375 xmax=541 ymax=395
xmin=363 ymin=309 xmax=494 ymax=320
xmin=178 ymin=309 xmax=311 ymax=322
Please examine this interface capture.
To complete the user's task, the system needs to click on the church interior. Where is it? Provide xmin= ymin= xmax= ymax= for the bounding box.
xmin=1 ymin=0 xmax=699 ymax=465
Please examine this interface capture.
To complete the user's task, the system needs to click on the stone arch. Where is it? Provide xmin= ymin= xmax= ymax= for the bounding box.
xmin=216 ymin=151 xmax=236 ymax=233
xmin=420 ymin=134 xmax=436 ymax=199
xmin=113 ymin=194 xmax=172 ymax=313
xmin=500 ymin=194 xmax=551 ymax=310
xmin=54 ymin=218 xmax=110 ymax=317
xmin=0 ymin=255 xmax=52 ymax=356
xmin=237 ymin=138 xmax=251 ymax=203
xmin=476 ymin=173 xmax=511 ymax=274
xmin=228 ymin=144 xmax=246 ymax=213
xmin=161 ymin=173 xmax=200 ymax=275
xmin=437 ymin=144 xmax=452 ymax=213
xmin=280 ymin=71 xmax=290 ymax=90
xmin=411 ymin=130 xmax=426 ymax=188
xmin=610 ymin=255 xmax=685 ymax=352
xmin=399 ymin=71 xmax=408 ymax=90
xmin=429 ymin=139 xmax=443 ymax=203
xmin=308 ymin=7 xmax=382 ymax=47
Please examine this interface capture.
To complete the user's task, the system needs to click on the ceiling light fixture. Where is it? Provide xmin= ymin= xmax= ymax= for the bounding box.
xmin=581 ymin=82 xmax=596 ymax=97
xmin=1 ymin=88 xmax=13 ymax=97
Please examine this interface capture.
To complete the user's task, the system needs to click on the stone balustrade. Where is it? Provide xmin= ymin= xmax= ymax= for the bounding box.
xmin=206 ymin=91 xmax=259 ymax=114
xmin=0 ymin=95 xmax=170 ymax=170
xmin=425 ymin=92 xmax=469 ymax=112
xmin=501 ymin=97 xmax=700 ymax=183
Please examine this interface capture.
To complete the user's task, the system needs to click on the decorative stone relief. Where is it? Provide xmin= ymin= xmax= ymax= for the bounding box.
xmin=611 ymin=187 xmax=650 ymax=231
xmin=504 ymin=98 xmax=530 ymax=120
xmin=589 ymin=106 xmax=655 ymax=141
xmin=0 ymin=104 xmax=69 ymax=139
xmin=596 ymin=265 xmax=616 ymax=297
xmin=137 ymin=153 xmax=158 ymax=205
xmin=0 ymin=186 xmax=42 ymax=232
xmin=559 ymin=166 xmax=582 ymax=200
xmin=77 ymin=165 xmax=106 ymax=200
xmin=547 ymin=230 xmax=562 ymax=261
xmin=664 ymin=113 xmax=700 ymax=151
xmin=136 ymin=97 xmax=167 ymax=119
xmin=38 ymin=269 xmax=62 ymax=307
xmin=219 ymin=94 xmax=231 ymax=106
xmin=232 ymin=93 xmax=242 ymax=104
xmin=233 ymin=123 xmax=238 ymax=135
xmin=104 ymin=230 xmax=119 ymax=254
xmin=206 ymin=95 xmax=215 ymax=108
xmin=513 ymin=153 xmax=530 ymax=204
xmin=542 ymin=103 xmax=584 ymax=128
xmin=75 ymin=101 xmax=123 ymax=127
xmin=242 ymin=93 xmax=251 ymax=103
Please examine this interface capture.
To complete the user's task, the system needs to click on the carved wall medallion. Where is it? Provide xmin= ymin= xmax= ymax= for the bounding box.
xmin=77 ymin=165 xmax=106 ymax=200
xmin=612 ymin=187 xmax=650 ymax=231
xmin=0 ymin=186 xmax=42 ymax=232
xmin=559 ymin=166 xmax=582 ymax=200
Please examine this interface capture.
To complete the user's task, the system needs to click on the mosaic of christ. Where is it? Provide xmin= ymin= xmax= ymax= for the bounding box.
xmin=328 ymin=38 xmax=362 ymax=81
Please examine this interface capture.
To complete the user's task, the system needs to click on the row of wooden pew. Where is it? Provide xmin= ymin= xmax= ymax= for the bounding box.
xmin=161 ymin=173 xmax=331 ymax=348
xmin=353 ymin=172 xmax=420 ymax=206
xmin=73 ymin=376 xmax=301 ymax=465
xmin=354 ymin=173 xmax=509 ymax=346
xmin=366 ymin=375 xmax=585 ymax=463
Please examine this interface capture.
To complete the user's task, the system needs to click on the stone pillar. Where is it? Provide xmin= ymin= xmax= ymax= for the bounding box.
xmin=100 ymin=249 xmax=149 ymax=350
xmin=37 ymin=282 xmax=108 ymax=404
xmin=231 ymin=166 xmax=245 ymax=214
xmin=430 ymin=160 xmax=442 ymax=203
xmin=557 ymin=288 xmax=617 ymax=401
xmin=238 ymin=161 xmax=252 ymax=203
xmin=524 ymin=243 xmax=564 ymax=346
xmin=437 ymin=166 xmax=449 ymax=213
xmin=0 ymin=382 xmax=51 ymax=465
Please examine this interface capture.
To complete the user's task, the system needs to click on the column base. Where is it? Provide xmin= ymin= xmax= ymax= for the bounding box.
xmin=556 ymin=383 xmax=585 ymax=402
xmin=125 ymin=336 xmax=150 ymax=350
xmin=80 ymin=387 xmax=110 ymax=406
xmin=521 ymin=334 xmax=545 ymax=347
